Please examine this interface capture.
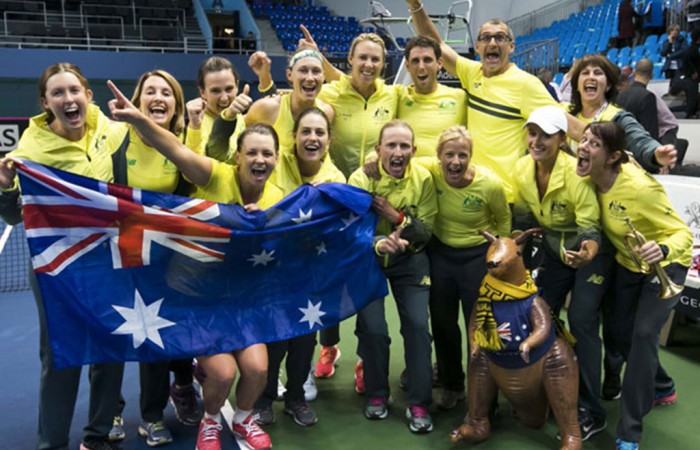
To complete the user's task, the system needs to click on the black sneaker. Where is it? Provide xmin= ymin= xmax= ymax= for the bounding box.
xmin=556 ymin=409 xmax=606 ymax=442
xmin=601 ymin=372 xmax=622 ymax=401
xmin=80 ymin=437 xmax=123 ymax=450
xmin=579 ymin=411 xmax=607 ymax=441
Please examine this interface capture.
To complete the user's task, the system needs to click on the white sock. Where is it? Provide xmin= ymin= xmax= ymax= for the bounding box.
xmin=233 ymin=408 xmax=252 ymax=424
xmin=204 ymin=411 xmax=221 ymax=424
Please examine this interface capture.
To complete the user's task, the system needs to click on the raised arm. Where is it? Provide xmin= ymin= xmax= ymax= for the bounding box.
xmin=403 ymin=0 xmax=459 ymax=74
xmin=107 ymin=80 xmax=213 ymax=186
xmin=298 ymin=25 xmax=344 ymax=81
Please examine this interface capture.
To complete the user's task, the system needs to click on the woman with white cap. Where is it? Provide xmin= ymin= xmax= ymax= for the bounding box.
xmin=512 ymin=105 xmax=614 ymax=442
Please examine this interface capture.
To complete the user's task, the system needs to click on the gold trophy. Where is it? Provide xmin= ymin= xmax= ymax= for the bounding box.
xmin=623 ymin=218 xmax=683 ymax=300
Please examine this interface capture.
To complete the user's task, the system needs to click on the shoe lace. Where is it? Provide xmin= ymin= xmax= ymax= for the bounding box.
xmin=319 ymin=347 xmax=333 ymax=364
xmin=149 ymin=421 xmax=166 ymax=432
xmin=241 ymin=417 xmax=266 ymax=438
xmin=201 ymin=420 xmax=222 ymax=441
xmin=408 ymin=405 xmax=428 ymax=419
xmin=174 ymin=385 xmax=197 ymax=411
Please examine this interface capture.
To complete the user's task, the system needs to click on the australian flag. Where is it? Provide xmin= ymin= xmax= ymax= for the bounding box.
xmin=16 ymin=160 xmax=388 ymax=369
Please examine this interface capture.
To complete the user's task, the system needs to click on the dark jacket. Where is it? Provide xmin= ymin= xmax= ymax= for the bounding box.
xmin=616 ymin=81 xmax=660 ymax=140
xmin=660 ymin=37 xmax=688 ymax=73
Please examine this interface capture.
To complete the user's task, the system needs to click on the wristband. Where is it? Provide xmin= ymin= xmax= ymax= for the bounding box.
xmin=395 ymin=210 xmax=404 ymax=226
xmin=409 ymin=3 xmax=424 ymax=13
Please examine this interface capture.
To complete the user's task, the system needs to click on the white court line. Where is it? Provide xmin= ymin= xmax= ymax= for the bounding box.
xmin=0 ymin=225 xmax=13 ymax=255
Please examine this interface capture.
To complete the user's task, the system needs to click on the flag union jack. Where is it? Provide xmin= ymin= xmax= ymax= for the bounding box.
xmin=498 ymin=322 xmax=512 ymax=343
xmin=19 ymin=162 xmax=231 ymax=276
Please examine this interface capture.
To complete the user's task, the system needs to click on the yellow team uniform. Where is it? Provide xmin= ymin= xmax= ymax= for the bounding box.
xmin=116 ymin=126 xmax=183 ymax=193
xmin=512 ymin=151 xmax=601 ymax=258
xmin=415 ymin=157 xmax=510 ymax=247
xmin=455 ymin=58 xmax=556 ymax=201
xmin=397 ymin=84 xmax=467 ymax=158
xmin=196 ymin=159 xmax=284 ymax=208
xmin=184 ymin=111 xmax=215 ymax=156
xmin=599 ymin=163 xmax=692 ymax=271
xmin=272 ymin=151 xmax=345 ymax=196
xmin=348 ymin=160 xmax=437 ymax=240
xmin=318 ymin=74 xmax=399 ymax=178
xmin=10 ymin=103 xmax=126 ymax=184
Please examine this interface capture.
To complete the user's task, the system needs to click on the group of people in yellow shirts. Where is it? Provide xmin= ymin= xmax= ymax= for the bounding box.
xmin=0 ymin=1 xmax=693 ymax=450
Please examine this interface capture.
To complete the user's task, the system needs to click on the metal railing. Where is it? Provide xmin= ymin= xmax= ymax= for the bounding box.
xmin=508 ymin=0 xmax=603 ymax=37
xmin=0 ymin=0 xmax=47 ymax=26
xmin=511 ymin=38 xmax=559 ymax=75
xmin=79 ymin=3 xmax=188 ymax=31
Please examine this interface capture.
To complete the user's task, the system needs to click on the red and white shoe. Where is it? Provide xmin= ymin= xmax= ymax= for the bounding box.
xmin=354 ymin=359 xmax=365 ymax=394
xmin=232 ymin=414 xmax=272 ymax=449
xmin=196 ymin=418 xmax=222 ymax=450
xmin=314 ymin=345 xmax=341 ymax=378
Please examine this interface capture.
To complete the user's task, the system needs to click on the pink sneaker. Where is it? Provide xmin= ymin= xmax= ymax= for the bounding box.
xmin=314 ymin=345 xmax=341 ymax=378
xmin=232 ymin=414 xmax=272 ymax=449
xmin=195 ymin=418 xmax=222 ymax=450
xmin=354 ymin=359 xmax=365 ymax=394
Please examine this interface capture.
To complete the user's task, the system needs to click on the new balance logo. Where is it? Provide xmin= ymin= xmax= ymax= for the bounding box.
xmin=586 ymin=274 xmax=605 ymax=285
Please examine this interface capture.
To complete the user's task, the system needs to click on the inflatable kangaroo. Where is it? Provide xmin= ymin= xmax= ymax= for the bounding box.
xmin=450 ymin=230 xmax=581 ymax=450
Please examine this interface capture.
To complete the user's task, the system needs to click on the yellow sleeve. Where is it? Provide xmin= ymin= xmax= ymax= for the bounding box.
xmin=571 ymin=178 xmax=602 ymax=244
xmin=185 ymin=126 xmax=205 ymax=156
xmin=487 ymin=176 xmax=512 ymax=237
xmin=347 ymin=167 xmax=372 ymax=191
xmin=641 ymin=182 xmax=693 ymax=265
xmin=416 ymin=174 xmax=438 ymax=233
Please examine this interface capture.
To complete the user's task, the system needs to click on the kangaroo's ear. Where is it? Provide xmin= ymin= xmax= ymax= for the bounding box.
xmin=514 ymin=228 xmax=543 ymax=246
xmin=479 ymin=230 xmax=497 ymax=243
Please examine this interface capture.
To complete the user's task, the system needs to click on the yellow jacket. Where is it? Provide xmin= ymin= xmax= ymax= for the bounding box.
xmin=348 ymin=159 xmax=437 ymax=260
xmin=318 ymin=74 xmax=398 ymax=178
xmin=272 ymin=151 xmax=345 ymax=196
xmin=512 ymin=151 xmax=601 ymax=260
xmin=599 ymin=163 xmax=692 ymax=271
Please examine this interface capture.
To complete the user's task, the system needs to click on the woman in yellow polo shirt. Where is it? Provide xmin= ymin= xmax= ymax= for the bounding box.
xmin=106 ymin=78 xmax=282 ymax=450
xmin=0 ymin=63 xmax=127 ymax=450
xmin=253 ymin=107 xmax=345 ymax=428
xmin=575 ymin=121 xmax=691 ymax=450
xmin=110 ymin=69 xmax=201 ymax=446
xmin=415 ymin=125 xmax=510 ymax=410
xmin=514 ymin=105 xmax=613 ymax=440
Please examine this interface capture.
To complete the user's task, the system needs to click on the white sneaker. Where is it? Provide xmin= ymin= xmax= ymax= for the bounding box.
xmin=304 ymin=367 xmax=318 ymax=402
xmin=277 ymin=369 xmax=286 ymax=400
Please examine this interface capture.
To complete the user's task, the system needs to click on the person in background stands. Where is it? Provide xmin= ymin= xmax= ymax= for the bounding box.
xmin=659 ymin=24 xmax=687 ymax=81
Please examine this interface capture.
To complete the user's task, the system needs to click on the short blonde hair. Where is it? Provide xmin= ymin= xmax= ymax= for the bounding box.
xmin=378 ymin=119 xmax=414 ymax=145
xmin=436 ymin=125 xmax=472 ymax=155
xmin=349 ymin=33 xmax=386 ymax=62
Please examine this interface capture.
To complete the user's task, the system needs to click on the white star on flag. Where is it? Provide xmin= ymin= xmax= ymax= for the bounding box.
xmin=340 ymin=212 xmax=360 ymax=230
xmin=292 ymin=208 xmax=313 ymax=224
xmin=316 ymin=241 xmax=327 ymax=255
xmin=299 ymin=300 xmax=326 ymax=330
xmin=112 ymin=290 xmax=175 ymax=349
xmin=248 ymin=249 xmax=275 ymax=267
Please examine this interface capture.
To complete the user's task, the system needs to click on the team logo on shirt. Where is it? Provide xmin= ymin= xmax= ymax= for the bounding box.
xmin=404 ymin=100 xmax=414 ymax=107
xmin=550 ymin=200 xmax=568 ymax=216
xmin=608 ymin=200 xmax=627 ymax=218
xmin=93 ymin=135 xmax=108 ymax=154
xmin=461 ymin=194 xmax=484 ymax=211
xmin=438 ymin=100 xmax=457 ymax=110
xmin=373 ymin=107 xmax=391 ymax=120
xmin=474 ymin=82 xmax=482 ymax=89
xmin=128 ymin=159 xmax=137 ymax=166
